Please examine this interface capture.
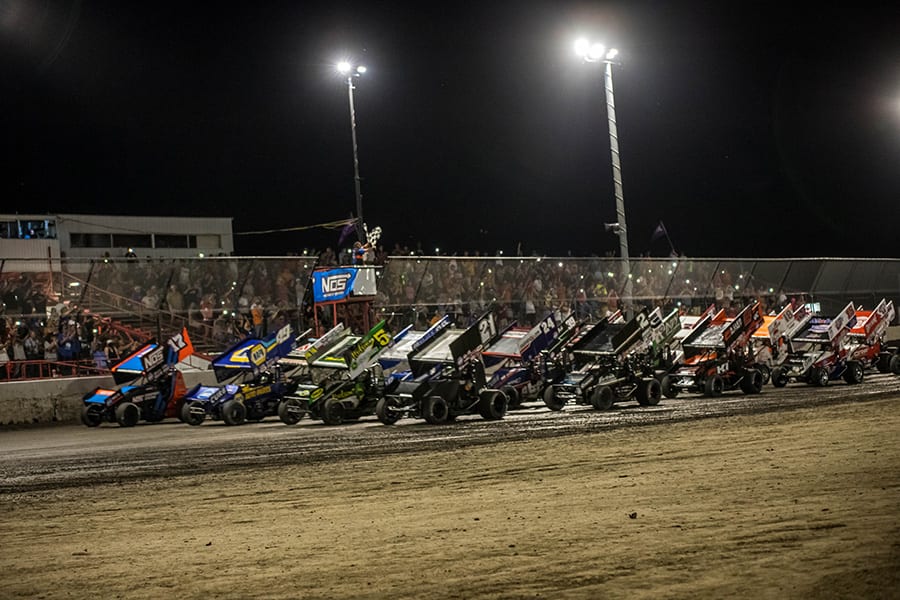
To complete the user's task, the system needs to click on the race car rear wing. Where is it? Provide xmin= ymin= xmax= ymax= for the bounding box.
xmin=849 ymin=299 xmax=895 ymax=344
xmin=483 ymin=312 xmax=563 ymax=363
xmin=211 ymin=325 xmax=298 ymax=382
xmin=342 ymin=320 xmax=393 ymax=379
xmin=111 ymin=327 xmax=194 ymax=385
xmin=790 ymin=302 xmax=857 ymax=346
xmin=682 ymin=302 xmax=763 ymax=355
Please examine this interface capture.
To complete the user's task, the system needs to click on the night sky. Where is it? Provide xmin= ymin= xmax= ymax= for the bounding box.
xmin=4 ymin=1 xmax=899 ymax=258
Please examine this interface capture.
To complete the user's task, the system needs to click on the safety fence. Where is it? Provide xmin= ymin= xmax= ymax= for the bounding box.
xmin=1 ymin=256 xmax=898 ymax=359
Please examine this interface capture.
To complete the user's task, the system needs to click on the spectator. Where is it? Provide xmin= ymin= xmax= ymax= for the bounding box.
xmin=250 ymin=297 xmax=265 ymax=338
xmin=23 ymin=329 xmax=42 ymax=377
xmin=165 ymin=284 xmax=184 ymax=321
xmin=43 ymin=333 xmax=58 ymax=362
xmin=105 ymin=339 xmax=121 ymax=365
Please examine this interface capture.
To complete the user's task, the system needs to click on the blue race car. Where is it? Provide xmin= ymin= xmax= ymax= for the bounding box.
xmin=81 ymin=328 xmax=194 ymax=427
xmin=180 ymin=325 xmax=303 ymax=426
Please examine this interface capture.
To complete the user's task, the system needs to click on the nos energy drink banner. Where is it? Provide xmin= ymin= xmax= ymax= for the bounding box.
xmin=312 ymin=268 xmax=359 ymax=302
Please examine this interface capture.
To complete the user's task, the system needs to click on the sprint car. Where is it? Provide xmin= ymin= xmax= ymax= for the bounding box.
xmin=180 ymin=325 xmax=302 ymax=426
xmin=277 ymin=320 xmax=392 ymax=425
xmin=81 ymin=328 xmax=194 ymax=427
xmin=770 ymin=302 xmax=863 ymax=387
xmin=374 ymin=310 xmax=507 ymax=425
xmin=661 ymin=302 xmax=766 ymax=397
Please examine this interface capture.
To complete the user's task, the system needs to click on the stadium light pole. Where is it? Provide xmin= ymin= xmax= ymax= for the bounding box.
xmin=337 ymin=61 xmax=368 ymax=242
xmin=574 ymin=38 xmax=633 ymax=319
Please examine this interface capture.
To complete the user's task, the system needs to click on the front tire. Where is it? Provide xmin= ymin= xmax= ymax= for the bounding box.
xmin=771 ymin=367 xmax=789 ymax=387
xmin=181 ymin=400 xmax=207 ymax=426
xmin=842 ymin=361 xmax=864 ymax=385
xmin=277 ymin=398 xmax=305 ymax=425
xmin=542 ymin=386 xmax=566 ymax=411
xmin=375 ymin=397 xmax=402 ymax=425
xmin=661 ymin=375 xmax=679 ymax=398
xmin=81 ymin=404 xmax=104 ymax=427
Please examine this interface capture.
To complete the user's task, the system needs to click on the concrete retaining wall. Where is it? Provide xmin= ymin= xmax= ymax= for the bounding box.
xmin=0 ymin=369 xmax=217 ymax=427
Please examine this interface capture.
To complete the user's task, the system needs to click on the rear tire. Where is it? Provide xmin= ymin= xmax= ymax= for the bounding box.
xmin=740 ymin=369 xmax=764 ymax=394
xmin=115 ymin=401 xmax=140 ymax=427
xmin=422 ymin=395 xmax=450 ymax=424
xmin=877 ymin=353 xmax=892 ymax=373
xmin=478 ymin=390 xmax=508 ymax=420
xmin=891 ymin=354 xmax=900 ymax=375
xmin=811 ymin=366 xmax=829 ymax=387
xmin=704 ymin=375 xmax=724 ymax=397
xmin=321 ymin=398 xmax=345 ymax=426
xmin=81 ymin=404 xmax=104 ymax=427
xmin=502 ymin=386 xmax=520 ymax=409
xmin=221 ymin=399 xmax=247 ymax=426
xmin=590 ymin=386 xmax=614 ymax=410
xmin=636 ymin=378 xmax=662 ymax=406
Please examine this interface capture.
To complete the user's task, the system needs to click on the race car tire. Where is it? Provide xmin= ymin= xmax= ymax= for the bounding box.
xmin=375 ymin=397 xmax=402 ymax=425
xmin=422 ymin=395 xmax=450 ymax=424
xmin=81 ymin=404 xmax=104 ymax=427
xmin=221 ymin=400 xmax=247 ymax=426
xmin=771 ymin=367 xmax=789 ymax=388
xmin=502 ymin=386 xmax=521 ymax=409
xmin=542 ymin=386 xmax=566 ymax=411
xmin=173 ymin=398 xmax=187 ymax=423
xmin=478 ymin=390 xmax=508 ymax=421
xmin=877 ymin=353 xmax=892 ymax=373
xmin=590 ymin=386 xmax=614 ymax=411
xmin=245 ymin=405 xmax=266 ymax=423
xmin=181 ymin=400 xmax=207 ymax=426
xmin=704 ymin=375 xmax=724 ymax=398
xmin=740 ymin=369 xmax=764 ymax=395
xmin=891 ymin=354 xmax=900 ymax=375
xmin=322 ymin=398 xmax=346 ymax=426
xmin=842 ymin=361 xmax=864 ymax=385
xmin=660 ymin=375 xmax=679 ymax=399
xmin=637 ymin=378 xmax=662 ymax=406
xmin=757 ymin=364 xmax=771 ymax=385
xmin=115 ymin=401 xmax=140 ymax=428
xmin=811 ymin=367 xmax=829 ymax=387
xmin=277 ymin=398 xmax=305 ymax=425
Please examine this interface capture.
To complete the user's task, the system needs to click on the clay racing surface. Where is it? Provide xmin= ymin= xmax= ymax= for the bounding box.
xmin=1 ymin=375 xmax=899 ymax=599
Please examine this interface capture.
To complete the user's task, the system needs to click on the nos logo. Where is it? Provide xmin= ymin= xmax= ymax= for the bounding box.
xmin=321 ymin=273 xmax=352 ymax=295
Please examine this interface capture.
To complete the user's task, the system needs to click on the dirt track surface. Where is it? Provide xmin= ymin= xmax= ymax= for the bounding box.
xmin=1 ymin=376 xmax=899 ymax=599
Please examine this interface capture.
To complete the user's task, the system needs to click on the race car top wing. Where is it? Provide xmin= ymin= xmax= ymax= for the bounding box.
xmin=343 ymin=319 xmax=393 ymax=379
xmin=111 ymin=342 xmax=165 ymax=385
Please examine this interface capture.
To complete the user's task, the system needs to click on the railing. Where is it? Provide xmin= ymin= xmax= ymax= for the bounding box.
xmin=0 ymin=359 xmax=110 ymax=382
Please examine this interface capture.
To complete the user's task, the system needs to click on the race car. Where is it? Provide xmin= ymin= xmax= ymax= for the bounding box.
xmin=277 ymin=320 xmax=393 ymax=426
xmin=544 ymin=306 xmax=680 ymax=411
xmin=374 ymin=310 xmax=508 ymax=425
xmin=482 ymin=312 xmax=570 ymax=409
xmin=845 ymin=299 xmax=898 ymax=374
xmin=661 ymin=302 xmax=766 ymax=397
xmin=180 ymin=325 xmax=302 ymax=426
xmin=749 ymin=304 xmax=810 ymax=384
xmin=81 ymin=328 xmax=194 ymax=427
xmin=770 ymin=302 xmax=862 ymax=387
